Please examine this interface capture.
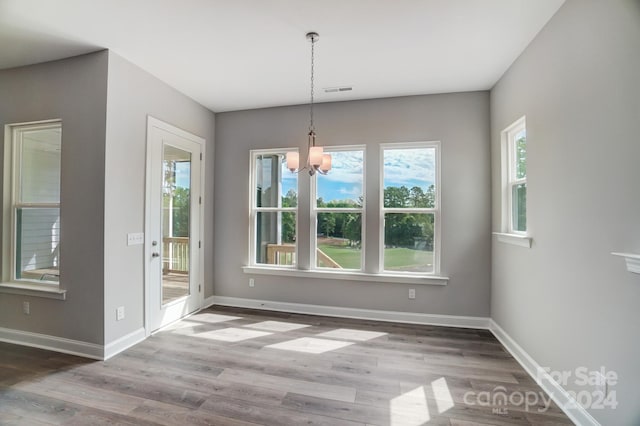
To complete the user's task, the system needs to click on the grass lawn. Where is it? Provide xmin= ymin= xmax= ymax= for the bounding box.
xmin=383 ymin=247 xmax=433 ymax=272
xmin=318 ymin=244 xmax=433 ymax=271
xmin=318 ymin=244 xmax=361 ymax=269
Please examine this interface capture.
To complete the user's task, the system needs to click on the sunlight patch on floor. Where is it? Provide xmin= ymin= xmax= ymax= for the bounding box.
xmin=431 ymin=377 xmax=454 ymax=414
xmin=193 ymin=327 xmax=272 ymax=342
xmin=165 ymin=320 xmax=203 ymax=334
xmin=266 ymin=337 xmax=354 ymax=354
xmin=390 ymin=378 xmax=454 ymax=426
xmin=315 ymin=328 xmax=387 ymax=341
xmin=390 ymin=386 xmax=430 ymax=426
xmin=243 ymin=321 xmax=310 ymax=332
xmin=190 ymin=313 xmax=243 ymax=324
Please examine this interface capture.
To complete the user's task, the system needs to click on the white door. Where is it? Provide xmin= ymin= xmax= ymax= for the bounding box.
xmin=146 ymin=117 xmax=204 ymax=333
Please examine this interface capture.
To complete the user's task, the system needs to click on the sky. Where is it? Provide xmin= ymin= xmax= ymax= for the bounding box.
xmin=172 ymin=147 xmax=436 ymax=202
xmin=282 ymin=147 xmax=436 ymax=204
xmin=175 ymin=161 xmax=190 ymax=189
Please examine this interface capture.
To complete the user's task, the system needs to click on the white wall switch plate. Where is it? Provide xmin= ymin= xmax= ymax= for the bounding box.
xmin=23 ymin=301 xmax=30 ymax=315
xmin=408 ymin=288 xmax=416 ymax=299
xmin=249 ymin=278 xmax=255 ymax=287
xmin=116 ymin=306 xmax=125 ymax=321
xmin=127 ymin=233 xmax=144 ymax=246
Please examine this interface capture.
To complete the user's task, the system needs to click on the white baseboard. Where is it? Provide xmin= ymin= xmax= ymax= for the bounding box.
xmin=103 ymin=327 xmax=146 ymax=360
xmin=0 ymin=326 xmax=103 ymax=360
xmin=212 ymin=296 xmax=490 ymax=329
xmin=202 ymin=295 xmax=216 ymax=310
xmin=489 ymin=319 xmax=600 ymax=426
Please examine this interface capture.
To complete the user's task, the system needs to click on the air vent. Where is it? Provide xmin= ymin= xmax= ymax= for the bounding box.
xmin=324 ymin=86 xmax=353 ymax=93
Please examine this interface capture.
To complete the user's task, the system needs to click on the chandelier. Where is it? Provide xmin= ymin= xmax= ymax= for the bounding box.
xmin=286 ymin=32 xmax=331 ymax=176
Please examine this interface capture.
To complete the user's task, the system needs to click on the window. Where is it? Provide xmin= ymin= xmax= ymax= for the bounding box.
xmin=3 ymin=121 xmax=62 ymax=285
xmin=503 ymin=117 xmax=527 ymax=234
xmin=246 ymin=142 xmax=448 ymax=283
xmin=312 ymin=147 xmax=364 ymax=271
xmin=249 ymin=149 xmax=297 ymax=267
xmin=381 ymin=142 xmax=440 ymax=274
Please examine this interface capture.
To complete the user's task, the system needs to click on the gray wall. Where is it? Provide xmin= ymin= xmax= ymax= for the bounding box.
xmin=215 ymin=92 xmax=491 ymax=317
xmin=104 ymin=52 xmax=216 ymax=344
xmin=0 ymin=52 xmax=108 ymax=344
xmin=490 ymin=0 xmax=640 ymax=424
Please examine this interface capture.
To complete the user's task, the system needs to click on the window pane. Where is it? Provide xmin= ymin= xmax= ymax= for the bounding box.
xmin=383 ymin=147 xmax=436 ymax=208
xmin=514 ymin=129 xmax=526 ymax=179
xmin=162 ymin=145 xmax=191 ymax=305
xmin=383 ymin=213 xmax=434 ymax=273
xmin=20 ymin=127 xmax=61 ymax=203
xmin=16 ymin=207 xmax=60 ymax=283
xmin=512 ymin=183 xmax=527 ymax=232
xmin=255 ymin=154 xmax=297 ymax=208
xmin=316 ymin=212 xmax=361 ymax=270
xmin=255 ymin=212 xmax=296 ymax=265
xmin=316 ymin=150 xmax=363 ymax=207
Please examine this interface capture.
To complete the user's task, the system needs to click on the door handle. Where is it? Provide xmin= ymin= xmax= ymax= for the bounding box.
xmin=152 ymin=252 xmax=160 ymax=258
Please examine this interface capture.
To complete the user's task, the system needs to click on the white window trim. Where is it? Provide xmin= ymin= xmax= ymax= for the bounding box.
xmin=380 ymin=141 xmax=442 ymax=276
xmin=310 ymin=145 xmax=366 ymax=272
xmin=248 ymin=148 xmax=298 ymax=269
xmin=0 ymin=120 xmax=66 ymax=299
xmin=242 ymin=265 xmax=448 ymax=285
xmin=498 ymin=116 xmax=532 ymax=248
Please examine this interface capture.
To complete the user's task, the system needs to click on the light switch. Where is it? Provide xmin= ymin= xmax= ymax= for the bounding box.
xmin=127 ymin=233 xmax=144 ymax=246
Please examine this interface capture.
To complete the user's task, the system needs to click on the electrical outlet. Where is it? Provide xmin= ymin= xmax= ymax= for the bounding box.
xmin=22 ymin=301 xmax=30 ymax=315
xmin=249 ymin=278 xmax=255 ymax=288
xmin=116 ymin=306 xmax=125 ymax=321
xmin=408 ymin=289 xmax=416 ymax=299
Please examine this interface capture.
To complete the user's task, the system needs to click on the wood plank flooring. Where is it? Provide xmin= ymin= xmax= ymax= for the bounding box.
xmin=0 ymin=306 xmax=573 ymax=425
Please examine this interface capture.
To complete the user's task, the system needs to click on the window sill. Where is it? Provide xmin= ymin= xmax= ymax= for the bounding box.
xmin=611 ymin=252 xmax=640 ymax=274
xmin=242 ymin=266 xmax=448 ymax=286
xmin=493 ymin=232 xmax=532 ymax=248
xmin=0 ymin=282 xmax=66 ymax=300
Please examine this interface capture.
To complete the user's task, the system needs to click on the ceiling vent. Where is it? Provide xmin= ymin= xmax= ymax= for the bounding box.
xmin=324 ymin=86 xmax=353 ymax=93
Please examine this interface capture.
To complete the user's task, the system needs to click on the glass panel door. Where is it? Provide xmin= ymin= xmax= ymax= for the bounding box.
xmin=146 ymin=117 xmax=202 ymax=333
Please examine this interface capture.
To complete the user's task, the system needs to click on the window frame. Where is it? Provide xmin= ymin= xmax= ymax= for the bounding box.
xmin=248 ymin=148 xmax=298 ymax=269
xmin=502 ymin=116 xmax=527 ymax=235
xmin=310 ymin=145 xmax=366 ymax=272
xmin=379 ymin=141 xmax=441 ymax=276
xmin=2 ymin=120 xmax=62 ymax=289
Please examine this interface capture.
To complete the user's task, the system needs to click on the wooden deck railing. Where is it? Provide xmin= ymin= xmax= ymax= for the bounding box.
xmin=266 ymin=244 xmax=341 ymax=269
xmin=317 ymin=248 xmax=342 ymax=268
xmin=266 ymin=244 xmax=296 ymax=265
xmin=163 ymin=237 xmax=189 ymax=274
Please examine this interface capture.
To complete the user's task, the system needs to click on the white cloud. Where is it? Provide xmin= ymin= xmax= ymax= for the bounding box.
xmin=383 ymin=147 xmax=435 ymax=188
xmin=318 ymin=150 xmax=363 ymax=185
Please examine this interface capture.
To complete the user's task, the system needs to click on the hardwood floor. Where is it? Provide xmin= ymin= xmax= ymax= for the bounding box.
xmin=0 ymin=306 xmax=572 ymax=425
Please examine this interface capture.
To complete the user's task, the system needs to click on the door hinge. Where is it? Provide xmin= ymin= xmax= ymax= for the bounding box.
xmin=199 ymin=240 xmax=201 ymax=249
xmin=200 ymin=153 xmax=203 ymax=161
xmin=198 ymin=284 xmax=201 ymax=292
xmin=199 ymin=196 xmax=202 ymax=205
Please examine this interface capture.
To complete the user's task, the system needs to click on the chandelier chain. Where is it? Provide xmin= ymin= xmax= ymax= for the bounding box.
xmin=309 ymin=35 xmax=315 ymax=133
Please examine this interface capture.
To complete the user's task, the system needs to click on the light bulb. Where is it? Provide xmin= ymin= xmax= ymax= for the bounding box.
xmin=320 ymin=154 xmax=332 ymax=172
xmin=286 ymin=151 xmax=299 ymax=172
xmin=309 ymin=146 xmax=323 ymax=167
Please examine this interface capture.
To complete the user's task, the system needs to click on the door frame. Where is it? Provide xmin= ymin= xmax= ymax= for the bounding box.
xmin=144 ymin=116 xmax=206 ymax=336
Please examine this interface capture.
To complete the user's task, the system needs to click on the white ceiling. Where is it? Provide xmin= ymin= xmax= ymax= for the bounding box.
xmin=0 ymin=0 xmax=564 ymax=112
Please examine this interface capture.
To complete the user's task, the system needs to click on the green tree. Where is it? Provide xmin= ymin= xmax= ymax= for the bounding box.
xmin=384 ymin=185 xmax=410 ymax=207
xmin=322 ymin=214 xmax=336 ymax=236
xmin=281 ymin=189 xmax=297 ymax=242
xmin=171 ymin=187 xmax=190 ymax=237
xmin=343 ymin=213 xmax=361 ymax=247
